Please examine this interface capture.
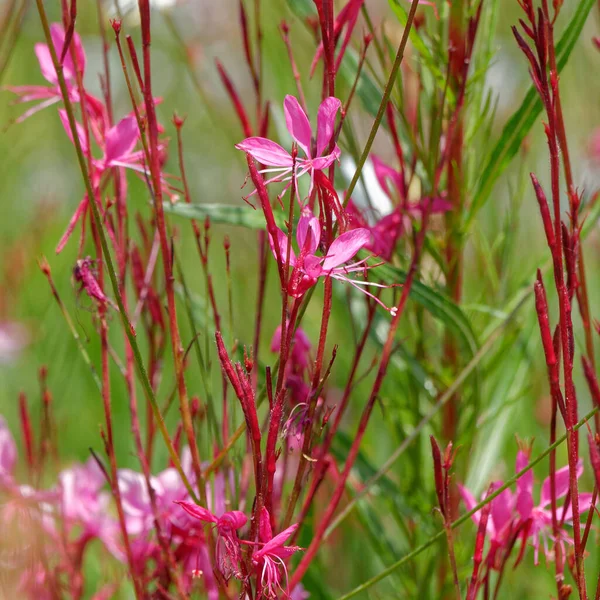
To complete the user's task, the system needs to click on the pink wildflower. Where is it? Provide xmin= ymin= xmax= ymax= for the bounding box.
xmin=252 ymin=508 xmax=302 ymax=599
xmin=55 ymin=112 xmax=142 ymax=252
xmin=58 ymin=458 xmax=113 ymax=537
xmin=460 ymin=450 xmax=594 ymax=568
xmin=0 ymin=415 xmax=17 ymax=487
xmin=0 ymin=321 xmax=29 ymax=365
xmin=347 ymin=155 xmax=451 ymax=261
xmin=270 ymin=209 xmax=397 ymax=314
xmin=7 ymin=23 xmax=103 ymax=123
xmin=458 ymin=481 xmax=517 ymax=569
xmin=270 ymin=325 xmax=312 ymax=373
xmin=514 ymin=451 xmax=594 ymax=564
xmin=176 ymin=500 xmax=247 ymax=580
xmin=236 ymin=95 xmax=341 ymax=197
xmin=58 ymin=111 xmax=141 ymax=180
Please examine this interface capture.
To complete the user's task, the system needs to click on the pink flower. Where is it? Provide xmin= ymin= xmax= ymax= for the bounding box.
xmin=270 ymin=325 xmax=312 ymax=374
xmin=270 ymin=209 xmax=397 ymax=314
xmin=346 ymin=202 xmax=404 ymax=262
xmin=252 ymin=508 xmax=302 ymax=599
xmin=58 ymin=457 xmax=113 ymax=537
xmin=347 ymin=155 xmax=451 ymax=261
xmin=460 ymin=450 xmax=594 ymax=568
xmin=58 ymin=110 xmax=141 ymax=179
xmin=55 ymin=112 xmax=142 ymax=252
xmin=0 ymin=415 xmax=17 ymax=487
xmin=236 ymin=95 xmax=341 ymax=197
xmin=515 ymin=451 xmax=594 ymax=564
xmin=176 ymin=500 xmax=247 ymax=580
xmin=0 ymin=321 xmax=29 ymax=364
xmin=7 ymin=23 xmax=103 ymax=123
xmin=458 ymin=481 xmax=517 ymax=569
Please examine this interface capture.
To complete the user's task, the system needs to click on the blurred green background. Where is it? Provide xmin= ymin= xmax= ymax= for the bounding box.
xmin=1 ymin=0 xmax=600 ymax=597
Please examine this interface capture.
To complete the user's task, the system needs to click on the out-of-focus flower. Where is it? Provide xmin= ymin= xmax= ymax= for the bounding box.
xmin=58 ymin=458 xmax=113 ymax=537
xmin=236 ymin=95 xmax=341 ymax=197
xmin=106 ymin=0 xmax=182 ymax=21
xmin=346 ymin=155 xmax=451 ymax=261
xmin=6 ymin=23 xmax=103 ymax=123
xmin=252 ymin=508 xmax=302 ymax=599
xmin=55 ymin=112 xmax=142 ymax=252
xmin=270 ymin=325 xmax=312 ymax=374
xmin=0 ymin=322 xmax=29 ymax=365
xmin=0 ymin=416 xmax=17 ymax=487
xmin=58 ymin=111 xmax=141 ymax=180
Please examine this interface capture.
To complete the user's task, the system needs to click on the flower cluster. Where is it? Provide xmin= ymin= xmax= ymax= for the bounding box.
xmin=460 ymin=448 xmax=593 ymax=570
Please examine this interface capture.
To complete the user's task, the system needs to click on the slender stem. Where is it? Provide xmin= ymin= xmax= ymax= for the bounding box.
xmin=343 ymin=0 xmax=421 ymax=204
xmin=138 ymin=0 xmax=207 ymax=506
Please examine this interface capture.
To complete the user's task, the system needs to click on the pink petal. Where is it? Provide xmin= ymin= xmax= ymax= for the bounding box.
xmin=47 ymin=24 xmax=86 ymax=79
xmin=296 ymin=213 xmax=320 ymax=255
xmin=58 ymin=109 xmax=89 ymax=156
xmin=458 ymin=483 xmax=482 ymax=526
xmin=311 ymin=145 xmax=341 ymax=171
xmin=540 ymin=460 xmax=583 ymax=507
xmin=105 ymin=116 xmax=138 ymax=165
xmin=489 ymin=482 xmax=515 ymax=536
xmin=217 ymin=510 xmax=247 ymax=531
xmin=236 ymin=137 xmax=294 ymax=167
xmin=322 ymin=228 xmax=370 ymax=271
xmin=49 ymin=24 xmax=69 ymax=72
xmin=345 ymin=201 xmax=368 ymax=229
xmin=34 ymin=43 xmax=58 ymax=85
xmin=256 ymin=523 xmax=299 ymax=557
xmin=270 ymin=326 xmax=283 ymax=353
xmin=0 ymin=416 xmax=17 ymax=480
xmin=515 ymin=451 xmax=534 ymax=519
xmin=5 ymin=85 xmax=57 ymax=102
xmin=576 ymin=493 xmax=595 ymax=516
xmin=175 ymin=501 xmax=218 ymax=524
xmin=269 ymin=227 xmax=296 ymax=266
xmin=423 ymin=195 xmax=452 ymax=213
xmin=284 ymin=95 xmax=312 ymax=157
xmin=269 ymin=544 xmax=303 ymax=560
xmin=56 ymin=196 xmax=87 ymax=254
xmin=559 ymin=493 xmax=594 ymax=522
xmin=371 ymin=155 xmax=403 ymax=200
xmin=259 ymin=506 xmax=273 ymax=543
xmin=316 ymin=97 xmax=341 ymax=157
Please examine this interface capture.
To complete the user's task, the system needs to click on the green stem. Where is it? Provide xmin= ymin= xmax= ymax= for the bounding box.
xmin=344 ymin=0 xmax=421 ymax=204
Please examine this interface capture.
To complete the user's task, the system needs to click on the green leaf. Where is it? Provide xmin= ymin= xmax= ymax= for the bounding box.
xmin=163 ymin=202 xmax=285 ymax=230
xmin=375 ymin=261 xmax=479 ymax=359
xmin=465 ymin=0 xmax=595 ymax=229
xmin=388 ymin=0 xmax=454 ymax=103
xmin=285 ymin=0 xmax=316 ymax=19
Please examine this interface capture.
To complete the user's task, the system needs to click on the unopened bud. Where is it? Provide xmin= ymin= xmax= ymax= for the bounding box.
xmin=172 ymin=112 xmax=185 ymax=128
xmin=244 ymin=346 xmax=254 ymax=374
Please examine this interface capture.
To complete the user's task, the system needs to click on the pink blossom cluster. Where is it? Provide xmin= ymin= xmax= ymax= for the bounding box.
xmin=0 ymin=415 xmax=306 ymax=598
